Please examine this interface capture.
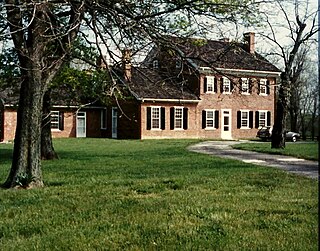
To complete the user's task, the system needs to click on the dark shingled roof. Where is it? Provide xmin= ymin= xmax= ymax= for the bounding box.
xmin=124 ymin=67 xmax=199 ymax=101
xmin=172 ymin=37 xmax=280 ymax=72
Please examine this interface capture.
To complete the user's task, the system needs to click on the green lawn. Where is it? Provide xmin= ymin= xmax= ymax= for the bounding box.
xmin=233 ymin=141 xmax=319 ymax=161
xmin=0 ymin=139 xmax=318 ymax=250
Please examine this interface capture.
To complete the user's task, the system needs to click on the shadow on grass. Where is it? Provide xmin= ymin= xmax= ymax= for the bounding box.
xmin=0 ymin=148 xmax=13 ymax=163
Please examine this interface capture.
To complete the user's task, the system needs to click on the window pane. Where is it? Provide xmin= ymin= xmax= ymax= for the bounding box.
xmin=151 ymin=107 xmax=160 ymax=129
xmin=241 ymin=111 xmax=248 ymax=127
xmin=51 ymin=111 xmax=59 ymax=129
xmin=259 ymin=112 xmax=266 ymax=127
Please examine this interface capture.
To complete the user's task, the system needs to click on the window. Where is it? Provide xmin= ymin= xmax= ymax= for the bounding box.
xmin=151 ymin=107 xmax=161 ymax=129
xmin=147 ymin=107 xmax=165 ymax=130
xmin=51 ymin=111 xmax=63 ymax=130
xmin=202 ymin=110 xmax=219 ymax=129
xmin=152 ymin=60 xmax=159 ymax=69
xmin=174 ymin=107 xmax=183 ymax=129
xmin=101 ymin=109 xmax=107 ymax=129
xmin=170 ymin=107 xmax=188 ymax=130
xmin=241 ymin=78 xmax=249 ymax=94
xmin=259 ymin=79 xmax=270 ymax=95
xmin=255 ymin=111 xmax=271 ymax=128
xmin=204 ymin=76 xmax=216 ymax=93
xmin=222 ymin=77 xmax=231 ymax=94
xmin=237 ymin=111 xmax=253 ymax=129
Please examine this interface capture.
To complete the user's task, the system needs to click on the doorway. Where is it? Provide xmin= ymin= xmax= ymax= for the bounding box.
xmin=221 ymin=109 xmax=232 ymax=140
xmin=112 ymin=107 xmax=117 ymax=138
xmin=76 ymin=111 xmax=86 ymax=138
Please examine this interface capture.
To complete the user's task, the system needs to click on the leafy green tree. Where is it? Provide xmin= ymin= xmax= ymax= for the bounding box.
xmin=1 ymin=0 xmax=263 ymax=188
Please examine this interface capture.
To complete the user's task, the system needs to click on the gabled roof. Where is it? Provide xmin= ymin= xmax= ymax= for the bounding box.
xmin=121 ymin=67 xmax=199 ymax=102
xmin=144 ymin=36 xmax=280 ymax=73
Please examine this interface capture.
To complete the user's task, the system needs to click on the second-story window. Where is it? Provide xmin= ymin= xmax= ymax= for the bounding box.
xmin=259 ymin=79 xmax=270 ymax=95
xmin=222 ymin=77 xmax=231 ymax=94
xmin=204 ymin=76 xmax=216 ymax=93
xmin=241 ymin=78 xmax=249 ymax=94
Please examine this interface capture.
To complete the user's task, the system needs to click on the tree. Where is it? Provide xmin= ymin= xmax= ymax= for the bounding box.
xmin=259 ymin=0 xmax=319 ymax=148
xmin=1 ymin=0 xmax=263 ymax=188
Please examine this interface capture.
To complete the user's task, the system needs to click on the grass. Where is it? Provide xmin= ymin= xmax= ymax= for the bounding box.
xmin=0 ymin=139 xmax=318 ymax=250
xmin=233 ymin=141 xmax=319 ymax=161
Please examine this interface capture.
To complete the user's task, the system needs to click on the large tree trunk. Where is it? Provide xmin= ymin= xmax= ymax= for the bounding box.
xmin=41 ymin=90 xmax=58 ymax=160
xmin=271 ymin=76 xmax=287 ymax=149
xmin=3 ymin=75 xmax=46 ymax=188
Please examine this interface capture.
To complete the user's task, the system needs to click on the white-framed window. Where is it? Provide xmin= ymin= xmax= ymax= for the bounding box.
xmin=100 ymin=109 xmax=107 ymax=129
xmin=241 ymin=110 xmax=249 ymax=128
xmin=206 ymin=110 xmax=215 ymax=128
xmin=259 ymin=110 xmax=267 ymax=127
xmin=203 ymin=109 xmax=219 ymax=130
xmin=241 ymin=78 xmax=249 ymax=94
xmin=174 ymin=107 xmax=183 ymax=129
xmin=259 ymin=79 xmax=268 ymax=95
xmin=151 ymin=106 xmax=161 ymax=129
xmin=205 ymin=76 xmax=215 ymax=93
xmin=153 ymin=60 xmax=159 ymax=69
xmin=222 ymin=77 xmax=231 ymax=94
xmin=51 ymin=111 xmax=60 ymax=130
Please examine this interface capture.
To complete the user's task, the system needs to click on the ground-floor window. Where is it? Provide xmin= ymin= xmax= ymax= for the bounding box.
xmin=147 ymin=106 xmax=165 ymax=130
xmin=202 ymin=109 xmax=219 ymax=129
xmin=170 ymin=107 xmax=188 ymax=130
xmin=51 ymin=111 xmax=64 ymax=130
xmin=255 ymin=110 xmax=271 ymax=128
xmin=237 ymin=110 xmax=253 ymax=129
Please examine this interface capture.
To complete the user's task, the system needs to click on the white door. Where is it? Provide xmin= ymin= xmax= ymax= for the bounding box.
xmin=76 ymin=112 xmax=86 ymax=138
xmin=221 ymin=109 xmax=232 ymax=140
xmin=112 ymin=107 xmax=117 ymax=138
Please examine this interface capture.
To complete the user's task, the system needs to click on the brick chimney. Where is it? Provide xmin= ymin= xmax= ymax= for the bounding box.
xmin=244 ymin=32 xmax=255 ymax=54
xmin=122 ymin=49 xmax=132 ymax=82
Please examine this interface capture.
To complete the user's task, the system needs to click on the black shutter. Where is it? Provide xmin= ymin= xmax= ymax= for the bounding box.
xmin=249 ymin=78 xmax=252 ymax=94
xmin=220 ymin=78 xmax=224 ymax=93
xmin=204 ymin=77 xmax=207 ymax=93
xmin=202 ymin=110 xmax=206 ymax=129
xmin=161 ymin=107 xmax=165 ymax=130
xmin=266 ymin=80 xmax=270 ymax=94
xmin=183 ymin=108 xmax=188 ymax=130
xmin=214 ymin=77 xmax=217 ymax=93
xmin=237 ymin=111 xmax=241 ymax=129
xmin=239 ymin=78 xmax=242 ymax=93
xmin=249 ymin=111 xmax=253 ymax=128
xmin=170 ymin=107 xmax=174 ymax=130
xmin=255 ymin=111 xmax=259 ymax=128
xmin=230 ymin=80 xmax=233 ymax=92
xmin=267 ymin=111 xmax=271 ymax=126
xmin=59 ymin=111 xmax=64 ymax=130
xmin=257 ymin=79 xmax=261 ymax=95
xmin=214 ymin=110 xmax=219 ymax=129
xmin=146 ymin=107 xmax=151 ymax=130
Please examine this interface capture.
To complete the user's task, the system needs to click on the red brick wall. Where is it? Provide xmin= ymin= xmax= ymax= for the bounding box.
xmin=2 ymin=107 xmax=106 ymax=141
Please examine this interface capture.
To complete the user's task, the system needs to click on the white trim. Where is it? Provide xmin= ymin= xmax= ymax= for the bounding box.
xmin=240 ymin=110 xmax=250 ymax=129
xmin=204 ymin=109 xmax=216 ymax=130
xmin=222 ymin=77 xmax=231 ymax=94
xmin=150 ymin=106 xmax=162 ymax=130
xmin=140 ymin=98 xmax=199 ymax=103
xmin=199 ymin=66 xmax=281 ymax=77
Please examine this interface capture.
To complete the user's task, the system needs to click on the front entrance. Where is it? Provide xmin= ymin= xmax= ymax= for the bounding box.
xmin=112 ymin=107 xmax=117 ymax=138
xmin=76 ymin=112 xmax=86 ymax=138
xmin=221 ymin=109 xmax=232 ymax=140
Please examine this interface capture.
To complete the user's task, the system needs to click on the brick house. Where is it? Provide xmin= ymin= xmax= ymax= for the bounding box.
xmin=107 ymin=33 xmax=281 ymax=140
xmin=0 ymin=90 xmax=108 ymax=142
xmin=0 ymin=32 xmax=281 ymax=142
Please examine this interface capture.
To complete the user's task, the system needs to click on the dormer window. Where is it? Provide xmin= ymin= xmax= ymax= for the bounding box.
xmin=152 ymin=60 xmax=159 ymax=69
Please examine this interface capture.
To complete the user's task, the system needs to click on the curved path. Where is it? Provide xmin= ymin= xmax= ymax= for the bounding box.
xmin=188 ymin=141 xmax=319 ymax=179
